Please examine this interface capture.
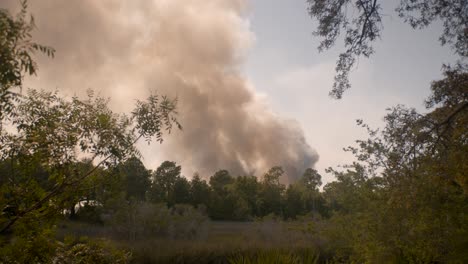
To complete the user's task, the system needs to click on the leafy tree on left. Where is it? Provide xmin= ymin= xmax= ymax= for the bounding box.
xmin=0 ymin=0 xmax=54 ymax=123
xmin=0 ymin=2 xmax=181 ymax=261
xmin=0 ymin=69 xmax=181 ymax=235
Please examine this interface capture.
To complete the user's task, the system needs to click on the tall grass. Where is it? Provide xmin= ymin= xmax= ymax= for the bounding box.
xmin=58 ymin=217 xmax=332 ymax=263
xmin=228 ymin=249 xmax=320 ymax=264
xmin=130 ymin=246 xmax=321 ymax=264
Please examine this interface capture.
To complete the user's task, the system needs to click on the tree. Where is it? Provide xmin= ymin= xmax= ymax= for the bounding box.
xmin=284 ymin=185 xmax=304 ymax=219
xmin=283 ymin=169 xmax=324 ymax=219
xmin=189 ymin=173 xmax=211 ymax=208
xmin=148 ymin=161 xmax=181 ymax=204
xmin=298 ymin=168 xmax=323 ymax=215
xmin=225 ymin=189 xmax=251 ymax=220
xmin=263 ymin=166 xmax=284 ymax=186
xmin=0 ymin=0 xmax=183 ymax=232
xmin=258 ymin=166 xmax=285 ymax=217
xmin=62 ymin=160 xmax=98 ymax=220
xmin=0 ymin=0 xmax=54 ymax=121
xmin=0 ymin=89 xmax=180 ymax=234
xmin=301 ymin=168 xmax=322 ymax=191
xmin=307 ymin=0 xmax=468 ymax=98
xmin=0 ymin=3 xmax=182 ymax=257
xmin=115 ymin=157 xmax=151 ymax=202
xmin=424 ymin=65 xmax=468 ymax=193
xmin=319 ymin=66 xmax=467 ymax=262
xmin=208 ymin=170 xmax=236 ymax=219
xmin=231 ymin=175 xmax=260 ymax=217
xmin=171 ymin=176 xmax=191 ymax=205
xmin=209 ymin=169 xmax=234 ymax=192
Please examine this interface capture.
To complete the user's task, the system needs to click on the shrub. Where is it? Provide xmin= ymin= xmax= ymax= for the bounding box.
xmin=53 ymin=237 xmax=131 ymax=264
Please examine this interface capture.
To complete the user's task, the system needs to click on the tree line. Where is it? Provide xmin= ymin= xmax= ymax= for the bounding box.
xmin=108 ymin=161 xmax=325 ymax=221
xmin=7 ymin=157 xmax=325 ymax=222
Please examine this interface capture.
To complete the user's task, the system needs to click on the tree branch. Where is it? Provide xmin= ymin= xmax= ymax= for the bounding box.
xmin=356 ymin=0 xmax=378 ymax=48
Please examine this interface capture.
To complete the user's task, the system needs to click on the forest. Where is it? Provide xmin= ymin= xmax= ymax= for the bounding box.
xmin=0 ymin=1 xmax=467 ymax=263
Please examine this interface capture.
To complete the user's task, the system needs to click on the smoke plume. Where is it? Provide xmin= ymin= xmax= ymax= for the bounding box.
xmin=2 ymin=0 xmax=318 ymax=182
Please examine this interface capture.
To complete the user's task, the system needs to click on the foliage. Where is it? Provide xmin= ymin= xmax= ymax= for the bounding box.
xmin=257 ymin=167 xmax=285 ymax=217
xmin=53 ymin=237 xmax=131 ymax=264
xmin=145 ymin=164 xmax=325 ymax=221
xmin=189 ymin=172 xmax=211 ymax=208
xmin=0 ymin=0 xmax=54 ymax=120
xmin=0 ymin=88 xmax=180 ymax=234
xmin=307 ymin=0 xmax=468 ymax=98
xmin=0 ymin=226 xmax=57 ymax=264
xmin=115 ymin=157 xmax=151 ymax=201
xmin=0 ymin=228 xmax=130 ymax=264
xmin=0 ymin=8 xmax=181 ymax=264
xmin=319 ymin=66 xmax=468 ymax=262
xmin=69 ymin=158 xmax=325 ymax=223
xmin=172 ymin=176 xmax=191 ymax=205
xmin=148 ymin=160 xmax=182 ymax=204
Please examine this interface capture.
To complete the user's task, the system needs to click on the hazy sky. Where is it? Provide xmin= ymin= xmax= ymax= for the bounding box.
xmin=244 ymin=0 xmax=457 ymax=182
xmin=2 ymin=0 xmax=458 ymax=183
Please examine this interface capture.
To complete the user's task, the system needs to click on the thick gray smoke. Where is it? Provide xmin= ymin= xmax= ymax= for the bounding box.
xmin=2 ymin=0 xmax=318 ymax=182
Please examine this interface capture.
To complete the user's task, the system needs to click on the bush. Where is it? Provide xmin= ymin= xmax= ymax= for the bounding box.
xmin=53 ymin=237 xmax=131 ymax=264
xmin=0 ymin=231 xmax=56 ymax=264
xmin=0 ymin=232 xmax=130 ymax=264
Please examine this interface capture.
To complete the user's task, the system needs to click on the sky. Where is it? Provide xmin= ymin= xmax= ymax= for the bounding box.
xmin=2 ymin=0 xmax=457 ymax=184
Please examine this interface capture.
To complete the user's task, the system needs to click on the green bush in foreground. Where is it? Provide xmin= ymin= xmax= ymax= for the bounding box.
xmin=54 ymin=237 xmax=131 ymax=264
xmin=0 ymin=234 xmax=131 ymax=264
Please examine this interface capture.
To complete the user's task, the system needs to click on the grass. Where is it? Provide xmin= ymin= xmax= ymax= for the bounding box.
xmin=58 ymin=220 xmax=328 ymax=263
xmin=228 ymin=249 xmax=320 ymax=264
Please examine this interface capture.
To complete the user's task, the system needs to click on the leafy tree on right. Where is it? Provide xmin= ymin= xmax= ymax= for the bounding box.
xmin=319 ymin=65 xmax=467 ymax=262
